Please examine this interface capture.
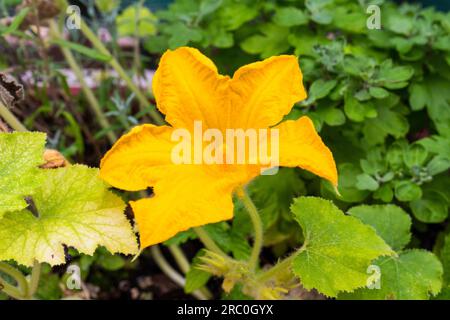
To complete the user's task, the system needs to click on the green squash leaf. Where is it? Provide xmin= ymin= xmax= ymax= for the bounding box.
xmin=348 ymin=204 xmax=411 ymax=251
xmin=0 ymin=165 xmax=138 ymax=266
xmin=0 ymin=132 xmax=45 ymax=217
xmin=290 ymin=197 xmax=393 ymax=297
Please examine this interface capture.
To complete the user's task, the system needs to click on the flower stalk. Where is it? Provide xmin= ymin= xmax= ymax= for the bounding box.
xmin=237 ymin=186 xmax=263 ymax=271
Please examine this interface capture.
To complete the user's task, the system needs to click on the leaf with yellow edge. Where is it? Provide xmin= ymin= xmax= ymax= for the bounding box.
xmin=0 ymin=132 xmax=45 ymax=217
xmin=291 ymin=197 xmax=394 ymax=297
xmin=0 ymin=165 xmax=138 ymax=266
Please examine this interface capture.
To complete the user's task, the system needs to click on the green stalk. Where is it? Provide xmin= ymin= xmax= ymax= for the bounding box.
xmin=49 ymin=20 xmax=117 ymax=144
xmin=168 ymin=244 xmax=212 ymax=299
xmin=256 ymin=252 xmax=298 ymax=283
xmin=0 ymin=261 xmax=29 ymax=298
xmin=168 ymin=245 xmax=190 ymax=274
xmin=0 ymin=102 xmax=27 ymax=132
xmin=237 ymin=186 xmax=263 ymax=271
xmin=150 ymin=245 xmax=208 ymax=300
xmin=0 ymin=277 xmax=24 ymax=300
xmin=133 ymin=0 xmax=145 ymax=76
xmin=194 ymin=227 xmax=228 ymax=258
xmin=27 ymin=260 xmax=41 ymax=298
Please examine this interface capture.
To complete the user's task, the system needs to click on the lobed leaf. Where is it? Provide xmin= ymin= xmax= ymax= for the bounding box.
xmin=0 ymin=165 xmax=138 ymax=266
xmin=290 ymin=197 xmax=394 ymax=297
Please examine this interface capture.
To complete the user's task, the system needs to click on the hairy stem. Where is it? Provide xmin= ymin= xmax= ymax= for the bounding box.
xmin=194 ymin=227 xmax=228 ymax=258
xmin=49 ymin=20 xmax=117 ymax=144
xmin=257 ymin=252 xmax=299 ymax=283
xmin=0 ymin=102 xmax=27 ymax=132
xmin=237 ymin=186 xmax=263 ymax=271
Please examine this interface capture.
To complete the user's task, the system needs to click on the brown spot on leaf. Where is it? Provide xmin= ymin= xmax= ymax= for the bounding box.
xmin=41 ymin=149 xmax=69 ymax=169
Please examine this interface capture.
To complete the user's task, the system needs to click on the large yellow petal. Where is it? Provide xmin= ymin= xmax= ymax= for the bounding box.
xmin=275 ymin=116 xmax=338 ymax=186
xmin=152 ymin=47 xmax=230 ymax=130
xmin=99 ymin=124 xmax=176 ymax=191
xmin=229 ymin=55 xmax=307 ymax=129
xmin=130 ymin=165 xmax=239 ymax=248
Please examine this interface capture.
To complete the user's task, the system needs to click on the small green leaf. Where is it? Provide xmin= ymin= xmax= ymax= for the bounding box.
xmin=0 ymin=7 xmax=30 ymax=36
xmin=0 ymin=132 xmax=45 ymax=217
xmin=373 ymin=184 xmax=394 ymax=203
xmin=166 ymin=23 xmax=203 ymax=48
xmin=334 ymin=163 xmax=370 ymax=203
xmin=411 ymin=191 xmax=449 ymax=223
xmin=116 ymin=5 xmax=158 ymax=37
xmin=273 ymin=7 xmax=308 ymax=27
xmin=427 ymin=156 xmax=450 ymax=176
xmin=309 ymin=79 xmax=337 ymax=100
xmin=369 ymin=87 xmax=390 ymax=99
xmin=356 ymin=173 xmax=379 ymax=191
xmin=409 ymin=83 xmax=428 ymax=111
xmin=291 ymin=197 xmax=393 ymax=297
xmin=404 ymin=144 xmax=428 ymax=168
xmin=0 ymin=165 xmax=138 ymax=266
xmin=348 ymin=204 xmax=411 ymax=251
xmin=375 ymin=63 xmax=414 ymax=89
xmin=51 ymin=40 xmax=112 ymax=62
xmin=344 ymin=93 xmax=376 ymax=122
xmin=395 ymin=181 xmax=422 ymax=202
xmin=240 ymin=24 xmax=290 ymax=58
xmin=322 ymin=108 xmax=346 ymax=126
xmin=199 ymin=0 xmax=223 ymax=17
xmin=185 ymin=249 xmax=211 ymax=294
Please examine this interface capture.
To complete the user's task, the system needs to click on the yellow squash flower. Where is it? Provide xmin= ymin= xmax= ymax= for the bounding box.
xmin=100 ymin=47 xmax=337 ymax=249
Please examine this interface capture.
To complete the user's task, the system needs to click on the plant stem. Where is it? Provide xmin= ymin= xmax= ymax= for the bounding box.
xmin=0 ymin=277 xmax=24 ymax=300
xmin=194 ymin=227 xmax=228 ymax=258
xmin=150 ymin=245 xmax=208 ymax=300
xmin=237 ymin=186 xmax=263 ymax=271
xmin=167 ymin=245 xmax=213 ymax=299
xmin=257 ymin=252 xmax=298 ymax=283
xmin=0 ymin=261 xmax=29 ymax=298
xmin=27 ymin=260 xmax=41 ymax=298
xmin=133 ymin=0 xmax=144 ymax=76
xmin=168 ymin=245 xmax=190 ymax=274
xmin=49 ymin=20 xmax=117 ymax=144
xmin=0 ymin=102 xmax=27 ymax=132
